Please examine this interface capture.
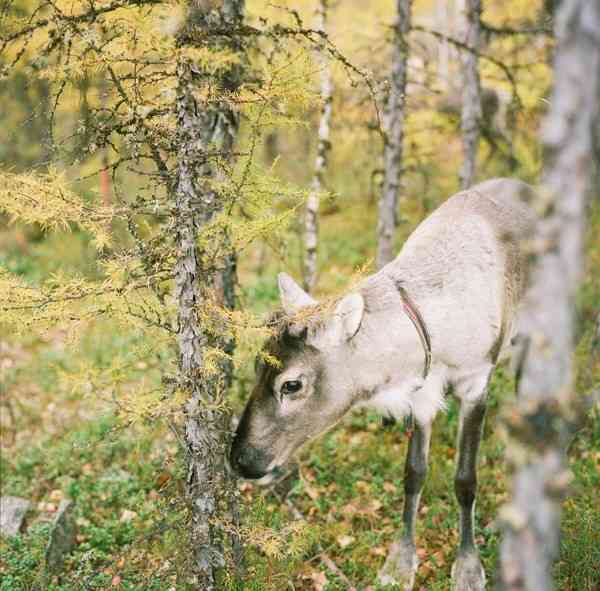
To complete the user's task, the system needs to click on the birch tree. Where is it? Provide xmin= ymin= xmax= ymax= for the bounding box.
xmin=459 ymin=0 xmax=482 ymax=189
xmin=377 ymin=0 xmax=411 ymax=270
xmin=499 ymin=1 xmax=600 ymax=589
xmin=303 ymin=0 xmax=332 ymax=293
xmin=174 ymin=1 xmax=244 ymax=587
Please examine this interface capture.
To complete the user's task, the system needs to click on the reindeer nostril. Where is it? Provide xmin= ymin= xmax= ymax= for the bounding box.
xmin=230 ymin=444 xmax=272 ymax=480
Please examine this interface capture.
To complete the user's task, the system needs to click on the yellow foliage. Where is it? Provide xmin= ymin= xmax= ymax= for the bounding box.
xmin=0 ymin=169 xmax=114 ymax=248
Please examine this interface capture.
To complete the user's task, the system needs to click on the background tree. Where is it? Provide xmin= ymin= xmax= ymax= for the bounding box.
xmin=499 ymin=1 xmax=600 ymax=589
xmin=376 ymin=0 xmax=411 ymax=269
xmin=459 ymin=0 xmax=482 ymax=189
xmin=303 ymin=0 xmax=332 ymax=293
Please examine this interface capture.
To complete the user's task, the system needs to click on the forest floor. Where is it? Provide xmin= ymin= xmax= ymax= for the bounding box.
xmin=1 ymin=198 xmax=599 ymax=591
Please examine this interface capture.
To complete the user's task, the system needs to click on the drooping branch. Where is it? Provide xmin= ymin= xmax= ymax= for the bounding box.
xmin=411 ymin=24 xmax=522 ymax=108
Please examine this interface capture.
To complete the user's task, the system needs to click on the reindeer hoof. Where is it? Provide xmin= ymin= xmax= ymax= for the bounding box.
xmin=377 ymin=538 xmax=418 ymax=590
xmin=451 ymin=551 xmax=486 ymax=591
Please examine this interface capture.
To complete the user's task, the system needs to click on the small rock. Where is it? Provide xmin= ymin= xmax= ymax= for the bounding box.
xmin=45 ymin=499 xmax=77 ymax=573
xmin=0 ymin=496 xmax=31 ymax=537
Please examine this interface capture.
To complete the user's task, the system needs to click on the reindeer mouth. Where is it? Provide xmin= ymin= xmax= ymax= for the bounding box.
xmin=253 ymin=465 xmax=285 ymax=486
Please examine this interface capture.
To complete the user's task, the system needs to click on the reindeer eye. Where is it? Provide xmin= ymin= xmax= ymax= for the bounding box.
xmin=281 ymin=380 xmax=302 ymax=395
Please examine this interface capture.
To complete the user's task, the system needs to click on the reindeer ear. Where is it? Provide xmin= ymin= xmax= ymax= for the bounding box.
xmin=278 ymin=273 xmax=317 ymax=315
xmin=334 ymin=293 xmax=364 ymax=341
xmin=309 ymin=292 xmax=365 ymax=348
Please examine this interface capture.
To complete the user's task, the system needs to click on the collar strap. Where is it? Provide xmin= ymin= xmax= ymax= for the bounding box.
xmin=395 ymin=283 xmax=432 ymax=380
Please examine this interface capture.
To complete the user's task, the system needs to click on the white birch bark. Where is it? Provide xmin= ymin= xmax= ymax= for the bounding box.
xmin=303 ymin=0 xmax=332 ymax=293
xmin=459 ymin=0 xmax=481 ymax=189
xmin=173 ymin=1 xmax=244 ymax=588
xmin=499 ymin=2 xmax=600 ymax=590
xmin=377 ymin=0 xmax=411 ymax=269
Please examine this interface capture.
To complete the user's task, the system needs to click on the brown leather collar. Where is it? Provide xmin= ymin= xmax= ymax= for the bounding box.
xmin=395 ymin=282 xmax=432 ymax=379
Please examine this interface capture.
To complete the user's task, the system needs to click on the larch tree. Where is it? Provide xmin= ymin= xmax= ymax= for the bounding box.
xmin=458 ymin=0 xmax=482 ymax=190
xmin=377 ymin=0 xmax=411 ymax=270
xmin=173 ymin=0 xmax=244 ymax=587
xmin=303 ymin=0 xmax=332 ymax=293
xmin=498 ymin=1 xmax=600 ymax=589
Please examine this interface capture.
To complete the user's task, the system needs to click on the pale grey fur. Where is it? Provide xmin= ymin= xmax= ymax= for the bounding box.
xmin=233 ymin=178 xmax=536 ymax=590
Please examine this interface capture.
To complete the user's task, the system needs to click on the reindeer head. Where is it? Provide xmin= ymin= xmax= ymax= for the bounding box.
xmin=230 ymin=273 xmax=366 ymax=481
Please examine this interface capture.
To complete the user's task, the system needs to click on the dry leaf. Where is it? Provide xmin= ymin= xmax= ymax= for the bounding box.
xmin=337 ymin=534 xmax=355 ymax=549
xmin=49 ymin=489 xmax=63 ymax=502
xmin=305 ymin=484 xmax=320 ymax=500
xmin=309 ymin=570 xmax=327 ymax=591
xmin=239 ymin=482 xmax=253 ymax=493
xmin=120 ymin=509 xmax=138 ymax=522
xmin=155 ymin=472 xmax=171 ymax=488
xmin=37 ymin=502 xmax=57 ymax=513
xmin=383 ymin=482 xmax=397 ymax=493
xmin=355 ymin=480 xmax=370 ymax=493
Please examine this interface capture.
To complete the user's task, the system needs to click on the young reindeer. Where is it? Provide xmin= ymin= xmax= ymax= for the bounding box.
xmin=230 ymin=178 xmax=536 ymax=590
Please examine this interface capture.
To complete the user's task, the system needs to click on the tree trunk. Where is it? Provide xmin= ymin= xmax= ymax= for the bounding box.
xmin=377 ymin=0 xmax=411 ymax=270
xmin=459 ymin=0 xmax=481 ymax=189
xmin=499 ymin=2 xmax=600 ymax=590
xmin=303 ymin=0 xmax=332 ymax=293
xmin=173 ymin=1 xmax=244 ymax=588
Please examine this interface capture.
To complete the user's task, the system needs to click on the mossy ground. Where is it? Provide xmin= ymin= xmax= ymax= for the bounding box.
xmin=1 ymin=196 xmax=598 ymax=591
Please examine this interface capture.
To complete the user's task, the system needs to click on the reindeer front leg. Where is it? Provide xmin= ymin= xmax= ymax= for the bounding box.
xmin=451 ymin=393 xmax=488 ymax=591
xmin=379 ymin=420 xmax=431 ymax=590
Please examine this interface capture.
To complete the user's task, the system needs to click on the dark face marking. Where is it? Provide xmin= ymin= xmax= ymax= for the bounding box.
xmin=230 ymin=321 xmax=345 ymax=480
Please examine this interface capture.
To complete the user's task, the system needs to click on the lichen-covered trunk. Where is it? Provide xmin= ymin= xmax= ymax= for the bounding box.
xmin=376 ymin=0 xmax=411 ymax=270
xmin=173 ymin=1 xmax=244 ymax=588
xmin=303 ymin=0 xmax=332 ymax=293
xmin=499 ymin=2 xmax=600 ymax=590
xmin=459 ymin=0 xmax=481 ymax=190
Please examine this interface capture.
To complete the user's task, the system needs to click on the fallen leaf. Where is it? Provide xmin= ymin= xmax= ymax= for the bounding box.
xmin=155 ymin=472 xmax=171 ymax=489
xmin=49 ymin=489 xmax=63 ymax=502
xmin=304 ymin=469 xmax=317 ymax=482
xmin=370 ymin=546 xmax=387 ymax=557
xmin=341 ymin=502 xmax=358 ymax=516
xmin=111 ymin=575 xmax=121 ymax=587
xmin=355 ymin=480 xmax=370 ymax=493
xmin=337 ymin=535 xmax=355 ymax=548
xmin=416 ymin=547 xmax=427 ymax=559
xmin=431 ymin=550 xmax=446 ymax=566
xmin=309 ymin=570 xmax=327 ymax=591
xmin=305 ymin=484 xmax=320 ymax=500
xmin=383 ymin=482 xmax=397 ymax=493
xmin=120 ymin=509 xmax=138 ymax=522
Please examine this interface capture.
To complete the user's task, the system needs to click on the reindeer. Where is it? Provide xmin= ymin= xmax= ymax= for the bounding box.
xmin=230 ymin=178 xmax=536 ymax=590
